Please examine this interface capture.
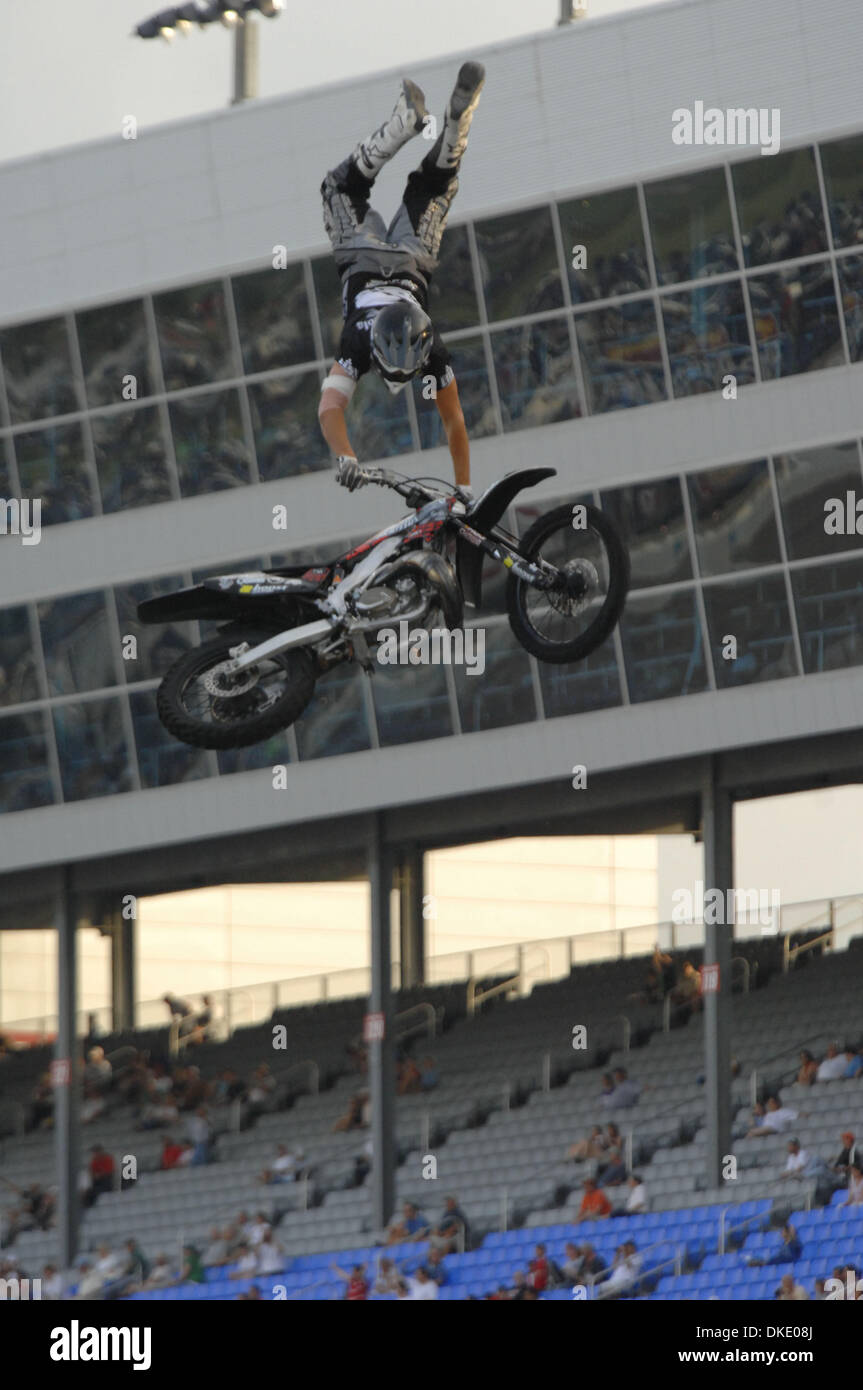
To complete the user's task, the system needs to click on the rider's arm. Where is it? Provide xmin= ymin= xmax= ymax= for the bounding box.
xmin=435 ymin=378 xmax=470 ymax=489
xmin=318 ymin=363 xmax=357 ymax=459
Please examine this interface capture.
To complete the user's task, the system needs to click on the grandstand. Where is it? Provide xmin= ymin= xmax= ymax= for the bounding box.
xmin=2 ymin=919 xmax=862 ymax=1300
xmin=1 ymin=0 xmax=863 ymax=1327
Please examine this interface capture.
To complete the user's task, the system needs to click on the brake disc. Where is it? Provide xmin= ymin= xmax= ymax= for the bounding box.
xmin=548 ymin=558 xmax=600 ymax=617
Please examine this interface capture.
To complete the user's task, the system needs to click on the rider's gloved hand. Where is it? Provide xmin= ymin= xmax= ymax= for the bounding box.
xmin=335 ymin=456 xmax=367 ymax=492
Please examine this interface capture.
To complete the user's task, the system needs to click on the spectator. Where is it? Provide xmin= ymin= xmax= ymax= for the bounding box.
xmin=333 ymin=1092 xmax=367 ymax=1133
xmin=598 ymin=1073 xmax=616 ymax=1105
xmin=88 ymin=1145 xmax=115 ymax=1201
xmin=672 ymin=961 xmax=702 ymax=1013
xmin=331 ymin=1261 xmax=369 ymax=1299
xmin=239 ymin=1284 xmax=262 ymax=1301
xmin=398 ymin=1267 xmax=439 ymax=1300
xmin=831 ymin=1131 xmax=860 ymax=1178
xmin=228 ymin=1244 xmax=258 ymax=1282
xmin=597 ymin=1148 xmax=628 ymax=1187
xmin=779 ymin=1138 xmax=830 ymax=1186
xmin=162 ymin=993 xmax=194 ymax=1029
xmin=180 ymin=1244 xmax=205 ymax=1285
xmin=258 ymin=1143 xmax=303 ymax=1185
xmin=186 ymin=1107 xmax=211 ymax=1166
xmin=527 ymin=1243 xmax=549 ymax=1292
xmin=843 ymin=1163 xmax=863 ymax=1207
xmin=746 ymin=1095 xmax=799 ymax=1138
xmin=748 ymin=1222 xmax=803 ymax=1266
xmin=41 ymin=1263 xmax=64 ymax=1300
xmin=245 ymin=1212 xmax=271 ymax=1247
xmin=431 ymin=1195 xmax=469 ymax=1252
xmin=653 ymin=945 xmax=676 ymax=998
xmin=396 ymin=1057 xmax=422 ymax=1095
xmin=213 ymin=1068 xmax=247 ymax=1108
xmin=421 ymin=1248 xmax=448 ymax=1287
xmin=578 ymin=1178 xmax=612 ymax=1221
xmin=561 ymin=1242 xmax=584 ymax=1284
xmin=74 ymin=1259 xmax=107 ymax=1301
xmin=83 ymin=1046 xmax=112 ymax=1093
xmin=122 ymin=1238 xmax=150 ymax=1288
xmin=842 ymin=1045 xmax=863 ymax=1079
xmin=816 ymin=1043 xmax=848 ymax=1082
xmin=373 ymin=1256 xmax=398 ymax=1295
xmin=603 ymin=1067 xmax=641 ymax=1110
xmin=256 ymin=1232 xmax=285 ymax=1275
xmin=622 ymin=1174 xmax=648 ymax=1215
xmin=419 ymin=1057 xmax=439 ymax=1092
xmin=598 ymin=1241 xmax=642 ymax=1299
xmin=387 ymin=1202 xmax=429 ymax=1245
xmin=776 ymin=1272 xmax=808 ymax=1301
xmin=567 ymin=1125 xmax=608 ymax=1163
xmin=797 ymin=1050 xmax=819 ymax=1086
xmin=28 ymin=1072 xmax=55 ymax=1131
xmin=143 ymin=1253 xmax=176 ymax=1290
xmin=247 ymin=1065 xmax=276 ymax=1116
xmin=202 ymin=1227 xmax=231 ymax=1268
xmin=507 ymin=1270 xmax=530 ymax=1301
xmin=160 ymin=1134 xmax=192 ymax=1170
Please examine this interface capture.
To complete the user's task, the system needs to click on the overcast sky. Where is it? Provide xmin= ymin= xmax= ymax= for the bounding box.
xmin=1 ymin=0 xmax=662 ymax=165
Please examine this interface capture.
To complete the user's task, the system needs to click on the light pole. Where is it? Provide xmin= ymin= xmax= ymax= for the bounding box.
xmin=134 ymin=1 xmax=284 ymax=106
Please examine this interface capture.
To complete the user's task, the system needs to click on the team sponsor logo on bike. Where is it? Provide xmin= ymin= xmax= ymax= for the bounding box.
xmin=376 ymin=619 xmax=485 ymax=676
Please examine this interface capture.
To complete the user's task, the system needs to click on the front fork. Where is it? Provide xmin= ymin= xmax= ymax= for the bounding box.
xmin=455 ymin=521 xmax=559 ymax=590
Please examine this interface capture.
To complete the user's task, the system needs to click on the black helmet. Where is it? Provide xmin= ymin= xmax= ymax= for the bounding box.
xmin=370 ymin=302 xmax=433 ymax=389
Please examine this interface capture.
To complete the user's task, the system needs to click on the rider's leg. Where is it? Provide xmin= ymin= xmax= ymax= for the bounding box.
xmin=386 ymin=62 xmax=485 ymax=274
xmin=321 ymin=80 xmax=427 ymax=260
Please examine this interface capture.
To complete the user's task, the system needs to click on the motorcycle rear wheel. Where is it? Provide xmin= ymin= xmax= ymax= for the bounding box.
xmin=156 ymin=630 xmax=317 ymax=749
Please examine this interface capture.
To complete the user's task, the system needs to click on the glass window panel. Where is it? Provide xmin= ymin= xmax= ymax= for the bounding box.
xmin=452 ymin=620 xmax=536 ymax=733
xmin=0 ymin=604 xmax=41 ymax=707
xmin=218 ymin=733 xmax=293 ymax=776
xmin=427 ymin=225 xmax=480 ymax=333
xmin=129 ymin=689 xmax=212 ymax=790
xmin=232 ymin=265 xmax=315 ymax=373
xmin=645 ymin=168 xmax=738 ymax=285
xmin=815 ymin=135 xmax=863 ymax=250
xmin=412 ymin=335 xmax=496 ymax=449
xmin=748 ymin=260 xmax=843 ymax=379
xmin=575 ymin=300 xmax=666 ymax=413
xmin=702 ymin=572 xmax=798 ymax=687
xmin=836 ymin=254 xmax=863 ymax=364
xmin=688 ymin=460 xmax=780 ymax=576
xmin=662 ymin=280 xmax=755 ymax=397
xmin=169 ymin=389 xmax=251 ymax=496
xmin=0 ymin=317 xmax=78 ymax=424
xmin=39 ymin=590 xmax=117 ymax=696
xmin=774 ymin=442 xmax=863 ymax=561
xmin=76 ymin=299 xmax=157 ymax=409
xmin=247 ymin=372 xmax=330 ymax=482
xmin=558 ymin=187 xmax=650 ymax=304
xmin=91 ymin=406 xmax=174 ymax=514
xmin=372 ymin=659 xmax=452 ymax=746
xmin=114 ymin=574 xmax=197 ymax=684
xmin=492 ymin=317 xmax=579 ymax=431
xmin=14 ymin=423 xmax=95 ymax=525
xmin=539 ymin=644 xmax=622 ymax=718
xmin=620 ymin=588 xmax=709 ymax=703
xmin=792 ymin=557 xmax=863 ymax=675
xmin=52 ymin=697 xmax=133 ymax=801
xmin=600 ymin=477 xmax=692 ymax=588
xmin=153 ymin=281 xmax=237 ymax=391
xmin=732 ymin=146 xmax=826 ymax=268
xmin=295 ymin=664 xmax=372 ymax=759
xmin=0 ymin=711 xmax=56 ymax=812
xmin=475 ymin=207 xmax=564 ymax=320
xmin=346 ymin=369 xmax=413 ymax=460
xmin=311 ymin=256 xmax=344 ymax=359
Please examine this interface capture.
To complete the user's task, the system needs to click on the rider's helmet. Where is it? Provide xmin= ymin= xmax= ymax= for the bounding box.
xmin=370 ymin=302 xmax=433 ymax=394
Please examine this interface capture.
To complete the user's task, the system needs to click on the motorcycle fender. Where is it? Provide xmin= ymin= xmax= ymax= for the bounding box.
xmin=467 ymin=467 xmax=557 ymax=532
xmin=384 ymin=551 xmax=464 ymax=630
xmin=455 ymin=535 xmax=484 ymax=609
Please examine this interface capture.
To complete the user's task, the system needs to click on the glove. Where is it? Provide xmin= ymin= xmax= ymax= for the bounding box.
xmin=335 ymin=456 xmax=366 ymax=492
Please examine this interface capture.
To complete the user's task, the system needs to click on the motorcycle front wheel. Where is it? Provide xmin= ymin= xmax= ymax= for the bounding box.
xmin=156 ymin=630 xmax=317 ymax=749
xmin=506 ymin=502 xmax=630 ymax=663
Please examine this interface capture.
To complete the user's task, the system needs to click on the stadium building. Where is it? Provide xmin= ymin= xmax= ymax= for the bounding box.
xmin=0 ymin=0 xmax=862 ymax=1301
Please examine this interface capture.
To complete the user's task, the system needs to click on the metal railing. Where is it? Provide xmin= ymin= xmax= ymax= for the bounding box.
xmin=4 ymin=890 xmax=863 ymax=1044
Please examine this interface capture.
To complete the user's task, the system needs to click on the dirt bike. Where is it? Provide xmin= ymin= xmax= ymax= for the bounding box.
xmin=137 ymin=464 xmax=630 ymax=749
